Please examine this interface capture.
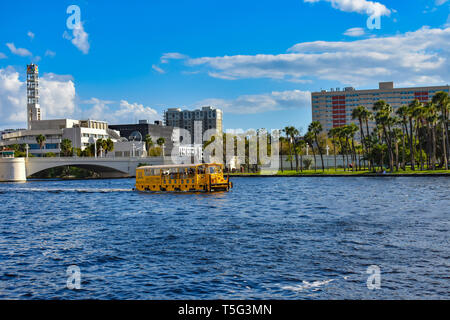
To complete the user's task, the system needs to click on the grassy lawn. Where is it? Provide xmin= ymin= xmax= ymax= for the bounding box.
xmin=229 ymin=167 xmax=450 ymax=176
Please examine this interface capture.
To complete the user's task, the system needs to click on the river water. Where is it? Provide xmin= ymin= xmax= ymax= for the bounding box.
xmin=0 ymin=177 xmax=448 ymax=299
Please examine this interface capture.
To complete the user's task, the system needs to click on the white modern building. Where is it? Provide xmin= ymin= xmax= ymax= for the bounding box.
xmin=0 ymin=118 xmax=121 ymax=157
xmin=0 ymin=64 xmax=121 ymax=157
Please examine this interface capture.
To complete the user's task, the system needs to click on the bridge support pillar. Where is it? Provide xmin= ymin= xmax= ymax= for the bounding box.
xmin=0 ymin=158 xmax=27 ymax=182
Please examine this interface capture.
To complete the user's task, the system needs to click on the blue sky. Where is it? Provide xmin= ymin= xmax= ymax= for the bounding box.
xmin=0 ymin=0 xmax=449 ymax=131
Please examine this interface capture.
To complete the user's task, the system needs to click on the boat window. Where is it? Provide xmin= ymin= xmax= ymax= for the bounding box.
xmin=184 ymin=167 xmax=195 ymax=177
xmin=180 ymin=167 xmax=191 ymax=178
xmin=198 ymin=166 xmax=206 ymax=174
xmin=208 ymin=166 xmax=221 ymax=174
xmin=152 ymin=169 xmax=161 ymax=176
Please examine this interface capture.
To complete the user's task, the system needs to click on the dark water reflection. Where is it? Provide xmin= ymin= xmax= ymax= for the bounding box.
xmin=0 ymin=177 xmax=448 ymax=299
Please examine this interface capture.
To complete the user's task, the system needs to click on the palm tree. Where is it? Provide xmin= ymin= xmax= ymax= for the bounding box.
xmin=392 ymin=127 xmax=403 ymax=171
xmin=373 ymin=100 xmax=395 ymax=171
xmin=396 ymin=105 xmax=409 ymax=170
xmin=95 ymin=138 xmax=107 ymax=157
xmin=424 ymin=102 xmax=438 ymax=169
xmin=432 ymin=91 xmax=449 ymax=170
xmin=157 ymin=137 xmax=165 ymax=156
xmin=279 ymin=134 xmax=284 ymax=173
xmin=295 ymin=138 xmax=306 ymax=172
xmin=145 ymin=134 xmax=153 ymax=156
xmin=105 ymin=138 xmax=114 ymax=156
xmin=60 ymin=138 xmax=72 ymax=157
xmin=291 ymin=127 xmax=300 ymax=172
xmin=407 ymin=100 xmax=421 ymax=170
xmin=328 ymin=128 xmax=338 ymax=171
xmin=346 ymin=123 xmax=359 ymax=171
xmin=157 ymin=137 xmax=165 ymax=147
xmin=352 ymin=106 xmax=369 ymax=168
xmin=412 ymin=101 xmax=426 ymax=170
xmin=36 ymin=134 xmax=46 ymax=150
xmin=335 ymin=127 xmax=347 ymax=171
xmin=282 ymin=127 xmax=294 ymax=171
xmin=304 ymin=131 xmax=316 ymax=171
xmin=308 ymin=121 xmax=325 ymax=172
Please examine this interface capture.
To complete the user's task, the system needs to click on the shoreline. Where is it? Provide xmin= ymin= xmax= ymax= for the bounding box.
xmin=229 ymin=172 xmax=450 ymax=177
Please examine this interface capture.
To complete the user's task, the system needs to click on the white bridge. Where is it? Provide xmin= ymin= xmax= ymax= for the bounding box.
xmin=0 ymin=157 xmax=168 ymax=181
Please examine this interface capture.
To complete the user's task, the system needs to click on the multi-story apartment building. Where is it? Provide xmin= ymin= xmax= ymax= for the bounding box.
xmin=164 ymin=106 xmax=223 ymax=143
xmin=312 ymin=82 xmax=450 ymax=132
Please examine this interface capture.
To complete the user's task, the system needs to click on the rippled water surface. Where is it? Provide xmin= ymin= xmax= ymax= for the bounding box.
xmin=0 ymin=177 xmax=449 ymax=299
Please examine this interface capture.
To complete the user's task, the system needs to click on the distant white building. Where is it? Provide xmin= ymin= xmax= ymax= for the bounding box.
xmin=0 ymin=64 xmax=121 ymax=157
xmin=0 ymin=118 xmax=121 ymax=157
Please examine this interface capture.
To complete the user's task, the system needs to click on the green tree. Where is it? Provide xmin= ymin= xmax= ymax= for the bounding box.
xmin=432 ymin=91 xmax=449 ymax=170
xmin=60 ymin=138 xmax=73 ymax=157
xmin=105 ymin=138 xmax=114 ymax=156
xmin=294 ymin=138 xmax=306 ymax=172
xmin=308 ymin=121 xmax=325 ymax=172
xmin=396 ymin=105 xmax=409 ymax=170
xmin=36 ymin=134 xmax=46 ymax=150
xmin=145 ymin=134 xmax=153 ymax=155
xmin=157 ymin=137 xmax=165 ymax=156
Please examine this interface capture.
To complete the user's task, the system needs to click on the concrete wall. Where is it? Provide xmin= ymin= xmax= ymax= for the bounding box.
xmin=0 ymin=158 xmax=27 ymax=182
xmin=279 ymin=155 xmax=367 ymax=169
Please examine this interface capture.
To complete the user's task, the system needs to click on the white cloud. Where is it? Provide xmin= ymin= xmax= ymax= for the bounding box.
xmin=152 ymin=64 xmax=166 ymax=74
xmin=113 ymin=100 xmax=160 ymax=124
xmin=81 ymin=98 xmax=114 ymax=120
xmin=5 ymin=43 xmax=32 ymax=57
xmin=435 ymin=0 xmax=448 ymax=5
xmin=343 ymin=27 xmax=365 ymax=37
xmin=27 ymin=31 xmax=35 ymax=40
xmin=0 ymin=67 xmax=76 ymax=128
xmin=0 ymin=67 xmax=26 ymax=126
xmin=194 ymin=90 xmax=311 ymax=114
xmin=183 ymin=27 xmax=450 ymax=87
xmin=160 ymin=52 xmax=189 ymax=63
xmin=81 ymin=99 xmax=161 ymax=124
xmin=45 ymin=50 xmax=56 ymax=58
xmin=63 ymin=23 xmax=90 ymax=54
xmin=0 ymin=52 xmax=6 ymax=59
xmin=39 ymin=74 xmax=76 ymax=119
xmin=304 ymin=0 xmax=391 ymax=17
xmin=0 ymin=66 xmax=161 ymax=128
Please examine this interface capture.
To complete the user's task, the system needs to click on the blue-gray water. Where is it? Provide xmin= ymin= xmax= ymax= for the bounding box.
xmin=0 ymin=177 xmax=449 ymax=299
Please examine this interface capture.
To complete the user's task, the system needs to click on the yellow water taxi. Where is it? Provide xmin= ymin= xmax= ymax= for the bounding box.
xmin=135 ymin=163 xmax=233 ymax=192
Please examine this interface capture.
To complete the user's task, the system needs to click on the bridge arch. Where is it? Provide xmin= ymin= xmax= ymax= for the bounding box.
xmin=25 ymin=159 xmax=134 ymax=178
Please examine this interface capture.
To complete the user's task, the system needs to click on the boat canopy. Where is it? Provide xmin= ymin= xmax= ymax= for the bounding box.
xmin=138 ymin=163 xmax=222 ymax=170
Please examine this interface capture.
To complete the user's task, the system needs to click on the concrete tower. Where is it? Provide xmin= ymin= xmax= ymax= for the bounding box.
xmin=26 ymin=64 xmax=41 ymax=129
